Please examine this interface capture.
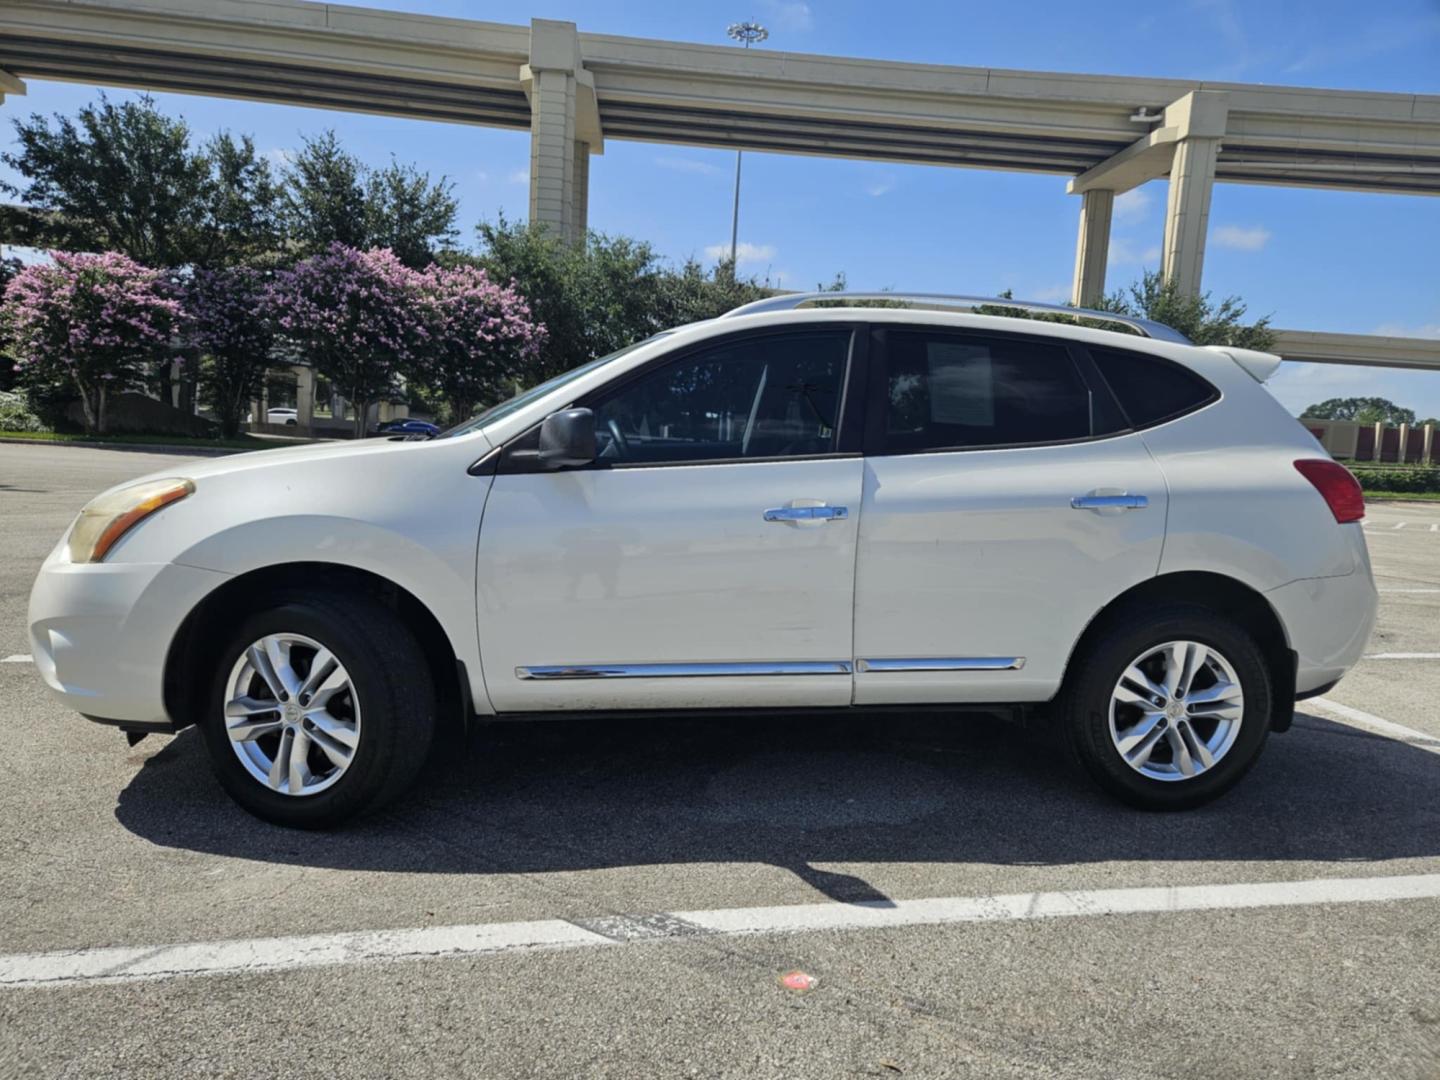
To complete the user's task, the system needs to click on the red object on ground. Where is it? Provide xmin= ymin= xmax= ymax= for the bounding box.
xmin=780 ymin=970 xmax=818 ymax=992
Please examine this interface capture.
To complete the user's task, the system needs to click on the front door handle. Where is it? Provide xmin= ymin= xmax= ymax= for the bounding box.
xmin=1070 ymin=494 xmax=1149 ymax=510
xmin=763 ymin=505 xmax=849 ymax=523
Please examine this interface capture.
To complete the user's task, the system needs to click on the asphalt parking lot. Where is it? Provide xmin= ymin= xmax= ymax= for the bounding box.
xmin=1 ymin=442 xmax=1438 ymax=1079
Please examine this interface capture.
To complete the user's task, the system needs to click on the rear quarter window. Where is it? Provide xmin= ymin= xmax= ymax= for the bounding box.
xmin=1090 ymin=347 xmax=1218 ymax=429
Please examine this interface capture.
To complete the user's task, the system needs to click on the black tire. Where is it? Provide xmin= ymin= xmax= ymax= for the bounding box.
xmin=1063 ymin=602 xmax=1272 ymax=810
xmin=198 ymin=591 xmax=435 ymax=829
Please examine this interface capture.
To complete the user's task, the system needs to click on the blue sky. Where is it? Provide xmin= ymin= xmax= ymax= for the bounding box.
xmin=2 ymin=0 xmax=1438 ymax=417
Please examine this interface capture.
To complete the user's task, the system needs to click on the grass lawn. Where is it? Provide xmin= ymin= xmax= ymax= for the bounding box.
xmin=0 ymin=430 xmax=314 ymax=452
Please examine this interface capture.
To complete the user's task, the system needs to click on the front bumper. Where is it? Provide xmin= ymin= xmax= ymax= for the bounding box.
xmin=29 ymin=551 xmax=230 ymax=728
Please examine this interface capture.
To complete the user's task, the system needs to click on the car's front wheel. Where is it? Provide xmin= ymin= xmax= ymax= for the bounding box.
xmin=198 ymin=591 xmax=435 ymax=829
xmin=1063 ymin=604 xmax=1272 ymax=810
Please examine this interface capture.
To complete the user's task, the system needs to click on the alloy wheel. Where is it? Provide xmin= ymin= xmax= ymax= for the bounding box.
xmin=1107 ymin=640 xmax=1245 ymax=782
xmin=223 ymin=633 xmax=361 ymax=796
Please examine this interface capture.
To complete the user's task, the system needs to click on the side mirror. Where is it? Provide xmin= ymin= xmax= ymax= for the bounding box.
xmin=537 ymin=408 xmax=597 ymax=469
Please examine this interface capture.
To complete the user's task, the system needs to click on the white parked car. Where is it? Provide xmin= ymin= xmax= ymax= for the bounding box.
xmin=266 ymin=407 xmax=298 ymax=426
xmin=29 ymin=294 xmax=1377 ymax=828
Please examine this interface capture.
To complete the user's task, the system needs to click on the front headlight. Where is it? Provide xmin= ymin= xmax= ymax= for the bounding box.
xmin=66 ymin=478 xmax=195 ymax=563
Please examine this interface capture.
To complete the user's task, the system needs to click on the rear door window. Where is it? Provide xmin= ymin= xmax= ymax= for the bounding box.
xmin=880 ymin=331 xmax=1093 ymax=452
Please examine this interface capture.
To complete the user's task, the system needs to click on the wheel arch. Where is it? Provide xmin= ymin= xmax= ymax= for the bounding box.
xmin=1060 ymin=571 xmax=1297 ymax=732
xmin=162 ymin=562 xmax=471 ymax=733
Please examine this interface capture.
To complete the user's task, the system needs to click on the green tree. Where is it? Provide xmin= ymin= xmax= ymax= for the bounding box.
xmin=1093 ymin=270 xmax=1275 ymax=349
xmin=472 ymin=217 xmax=665 ymax=382
xmin=283 ymin=132 xmax=458 ymax=268
xmin=1301 ymin=397 xmax=1416 ymax=426
xmin=281 ymin=130 xmax=368 ymax=254
xmin=653 ymin=256 xmax=771 ymax=325
xmin=365 ymin=159 xmax=459 ymax=268
xmin=1 ymin=95 xmax=281 ymax=268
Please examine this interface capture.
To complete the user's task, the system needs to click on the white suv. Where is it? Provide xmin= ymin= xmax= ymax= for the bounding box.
xmin=29 ymin=295 xmax=1377 ymax=828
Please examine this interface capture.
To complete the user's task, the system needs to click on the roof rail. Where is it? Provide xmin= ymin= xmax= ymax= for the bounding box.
xmin=720 ymin=292 xmax=1192 ymax=345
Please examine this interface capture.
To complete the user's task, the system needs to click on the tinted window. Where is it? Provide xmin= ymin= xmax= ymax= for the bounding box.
xmin=882 ymin=332 xmax=1092 ymax=452
xmin=1091 ymin=347 xmax=1217 ymax=428
xmin=590 ymin=330 xmax=851 ymax=465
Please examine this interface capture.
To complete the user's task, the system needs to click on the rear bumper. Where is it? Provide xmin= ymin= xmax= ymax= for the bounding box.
xmin=1265 ymin=568 xmax=1378 ymax=696
xmin=28 ymin=552 xmax=229 ymax=728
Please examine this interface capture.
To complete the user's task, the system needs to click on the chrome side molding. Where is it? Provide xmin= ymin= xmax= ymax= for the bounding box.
xmin=856 ymin=657 xmax=1026 ymax=673
xmin=516 ymin=661 xmax=854 ymax=680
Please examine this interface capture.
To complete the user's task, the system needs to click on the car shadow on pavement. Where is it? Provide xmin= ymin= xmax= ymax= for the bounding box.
xmin=115 ymin=707 xmax=1440 ymax=905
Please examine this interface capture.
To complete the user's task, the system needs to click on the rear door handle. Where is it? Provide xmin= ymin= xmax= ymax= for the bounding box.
xmin=1070 ymin=494 xmax=1149 ymax=510
xmin=763 ymin=505 xmax=849 ymax=522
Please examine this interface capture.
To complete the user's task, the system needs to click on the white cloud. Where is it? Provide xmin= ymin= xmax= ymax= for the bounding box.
xmin=864 ymin=177 xmax=896 ymax=197
xmin=507 ymin=168 xmax=529 ymax=185
xmin=704 ymin=241 xmax=777 ymax=265
xmin=1108 ymin=238 xmax=1162 ymax=266
xmin=654 ymin=156 xmax=722 ymax=176
xmin=1213 ymin=224 xmax=1271 ymax=251
xmin=262 ymin=147 xmax=293 ymax=169
xmin=1112 ymin=189 xmax=1151 ymax=223
xmin=759 ymin=0 xmax=814 ymax=32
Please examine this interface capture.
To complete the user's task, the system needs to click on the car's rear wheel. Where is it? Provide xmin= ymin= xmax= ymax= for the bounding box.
xmin=1063 ymin=604 xmax=1272 ymax=810
xmin=198 ymin=592 xmax=435 ymax=829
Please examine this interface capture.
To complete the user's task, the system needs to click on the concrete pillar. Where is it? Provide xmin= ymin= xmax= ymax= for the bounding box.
xmin=572 ymin=139 xmax=590 ymax=242
xmin=1160 ymin=91 xmax=1227 ymax=298
xmin=294 ymin=365 xmax=315 ymax=435
xmin=522 ymin=20 xmax=600 ymax=245
xmin=1373 ymin=421 xmax=1385 ymax=462
xmin=1071 ymin=189 xmax=1114 ymax=308
xmin=1161 ymin=137 xmax=1220 ymax=297
xmin=1398 ymin=422 xmax=1410 ymax=463
xmin=0 ymin=70 xmax=25 ymax=108
xmin=1423 ymin=423 xmax=1434 ymax=465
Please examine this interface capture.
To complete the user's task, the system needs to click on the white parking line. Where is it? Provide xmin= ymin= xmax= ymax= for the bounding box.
xmin=1378 ymin=588 xmax=1440 ymax=594
xmin=1307 ymin=697 xmax=1440 ymax=754
xmin=1393 ymin=522 xmax=1408 ymax=529
xmin=3 ymin=872 xmax=1440 ymax=990
xmin=1 ymin=655 xmax=32 ymax=664
xmin=1362 ymin=652 xmax=1440 ymax=660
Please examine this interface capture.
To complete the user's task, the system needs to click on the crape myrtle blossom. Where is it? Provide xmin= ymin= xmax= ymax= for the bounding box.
xmin=184 ymin=265 xmax=275 ymax=439
xmin=267 ymin=243 xmax=425 ymax=437
xmin=1 ymin=251 xmax=180 ymax=434
xmin=416 ymin=263 xmax=546 ymax=423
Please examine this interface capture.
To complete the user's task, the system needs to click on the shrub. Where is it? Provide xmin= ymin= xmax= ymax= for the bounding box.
xmin=0 ymin=389 xmax=45 ymax=432
xmin=1352 ymin=466 xmax=1440 ymax=494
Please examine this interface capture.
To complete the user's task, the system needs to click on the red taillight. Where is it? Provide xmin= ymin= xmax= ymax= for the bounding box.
xmin=1294 ymin=459 xmax=1365 ymax=524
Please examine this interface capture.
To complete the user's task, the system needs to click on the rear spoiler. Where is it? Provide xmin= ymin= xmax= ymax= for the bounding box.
xmin=1202 ymin=345 xmax=1283 ymax=384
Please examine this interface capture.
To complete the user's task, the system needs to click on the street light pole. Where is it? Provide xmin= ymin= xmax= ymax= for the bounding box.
xmin=726 ymin=21 xmax=768 ymax=271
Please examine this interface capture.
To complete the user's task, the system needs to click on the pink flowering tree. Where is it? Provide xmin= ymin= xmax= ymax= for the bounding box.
xmin=1 ymin=252 xmax=181 ymax=434
xmin=183 ymin=266 xmax=275 ymax=438
xmin=267 ymin=244 xmax=424 ymax=436
xmin=417 ymin=263 xmax=546 ymax=422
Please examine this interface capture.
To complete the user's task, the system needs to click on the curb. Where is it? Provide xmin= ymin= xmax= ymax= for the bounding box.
xmin=0 ymin=436 xmax=246 ymax=457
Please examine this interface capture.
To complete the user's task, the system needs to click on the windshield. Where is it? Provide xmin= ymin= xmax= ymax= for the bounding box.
xmin=437 ymin=334 xmax=672 ymax=440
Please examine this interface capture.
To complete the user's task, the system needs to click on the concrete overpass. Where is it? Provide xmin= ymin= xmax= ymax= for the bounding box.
xmin=1 ymin=0 xmax=1437 ymax=369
